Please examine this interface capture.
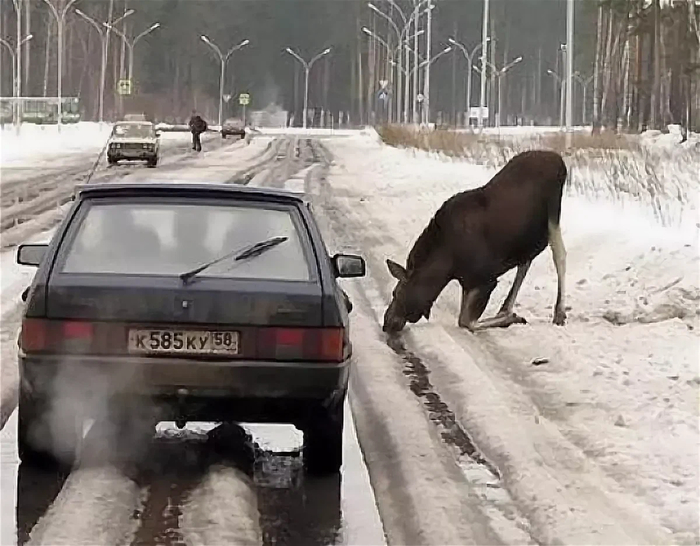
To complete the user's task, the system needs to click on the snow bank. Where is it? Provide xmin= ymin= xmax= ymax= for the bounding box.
xmin=322 ymin=132 xmax=699 ymax=544
xmin=0 ymin=122 xmax=195 ymax=169
xmin=0 ymin=122 xmax=113 ymax=167
xmin=256 ymin=127 xmax=361 ymax=137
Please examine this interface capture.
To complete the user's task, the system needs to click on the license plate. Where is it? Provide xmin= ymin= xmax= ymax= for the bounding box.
xmin=128 ymin=329 xmax=240 ymax=355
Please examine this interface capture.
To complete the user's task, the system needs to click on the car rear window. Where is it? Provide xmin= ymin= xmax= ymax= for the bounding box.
xmin=59 ymin=201 xmax=314 ymax=281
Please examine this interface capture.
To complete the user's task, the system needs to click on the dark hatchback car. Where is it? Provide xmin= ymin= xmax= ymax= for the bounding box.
xmin=16 ymin=182 xmax=365 ymax=474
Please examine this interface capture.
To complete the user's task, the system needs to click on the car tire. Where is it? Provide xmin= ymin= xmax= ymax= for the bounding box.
xmin=147 ymin=156 xmax=158 ymax=168
xmin=302 ymin=397 xmax=344 ymax=475
xmin=18 ymin=384 xmax=80 ymax=469
xmin=108 ymin=156 xmax=118 ymax=166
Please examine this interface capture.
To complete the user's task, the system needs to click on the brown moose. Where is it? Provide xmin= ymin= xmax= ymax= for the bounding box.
xmin=382 ymin=150 xmax=568 ymax=333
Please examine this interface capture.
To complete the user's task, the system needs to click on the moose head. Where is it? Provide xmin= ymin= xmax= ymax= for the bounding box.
xmin=382 ymin=259 xmax=437 ymax=333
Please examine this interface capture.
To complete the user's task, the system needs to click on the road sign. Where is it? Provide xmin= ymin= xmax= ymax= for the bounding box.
xmin=223 ymin=94 xmax=232 ymax=103
xmin=379 ymin=79 xmax=389 ymax=90
xmin=117 ymin=79 xmax=132 ymax=96
xmin=416 ymin=93 xmax=425 ymax=103
xmin=239 ymin=93 xmax=250 ymax=105
xmin=468 ymin=106 xmax=489 ymax=119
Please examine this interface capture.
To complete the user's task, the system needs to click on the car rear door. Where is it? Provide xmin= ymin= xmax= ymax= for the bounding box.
xmin=35 ymin=196 xmax=345 ymax=362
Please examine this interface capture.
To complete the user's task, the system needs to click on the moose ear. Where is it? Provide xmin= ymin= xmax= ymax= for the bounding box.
xmin=386 ymin=259 xmax=407 ymax=282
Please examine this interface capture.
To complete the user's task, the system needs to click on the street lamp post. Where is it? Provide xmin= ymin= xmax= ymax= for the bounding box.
xmin=1 ymin=33 xmax=32 ymax=126
xmin=362 ymin=26 xmax=425 ymax=124
xmin=76 ymin=8 xmax=134 ymax=124
xmin=573 ymin=72 xmax=594 ymax=126
xmin=547 ymin=68 xmax=565 ymax=128
xmin=394 ymin=45 xmax=451 ymax=86
xmin=476 ymin=56 xmax=522 ymax=128
xmin=11 ymin=0 xmax=22 ymax=124
xmin=478 ymin=0 xmax=490 ymax=130
xmin=285 ymin=47 xmax=331 ymax=129
xmin=368 ymin=3 xmax=403 ymax=123
xmin=362 ymin=27 xmax=394 ymax=123
xmin=109 ymin=22 xmax=161 ymax=87
xmin=449 ymin=36 xmax=489 ymax=128
xmin=369 ymin=0 xmax=432 ymax=123
xmin=42 ymin=0 xmax=79 ymax=131
xmin=565 ymin=0 xmax=574 ymax=136
xmin=200 ymin=36 xmax=250 ymax=129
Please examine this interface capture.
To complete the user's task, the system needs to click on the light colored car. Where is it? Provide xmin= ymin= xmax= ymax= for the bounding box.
xmin=107 ymin=121 xmax=160 ymax=167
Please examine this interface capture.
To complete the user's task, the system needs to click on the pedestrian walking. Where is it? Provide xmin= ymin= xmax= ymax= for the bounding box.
xmin=188 ymin=110 xmax=208 ymax=152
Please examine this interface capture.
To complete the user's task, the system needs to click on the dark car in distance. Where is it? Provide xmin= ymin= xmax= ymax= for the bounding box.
xmin=221 ymin=117 xmax=246 ymax=139
xmin=16 ymin=182 xmax=365 ymax=475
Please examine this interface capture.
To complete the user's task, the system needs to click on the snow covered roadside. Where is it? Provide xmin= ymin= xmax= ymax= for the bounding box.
xmin=320 ymin=133 xmax=699 ymax=544
xmin=0 ymin=123 xmax=113 ymax=169
xmin=0 ymin=122 xmax=199 ymax=172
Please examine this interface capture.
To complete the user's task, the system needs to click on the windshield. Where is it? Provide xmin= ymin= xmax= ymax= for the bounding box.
xmin=111 ymin=124 xmax=154 ymax=139
xmin=60 ymin=201 xmax=312 ymax=281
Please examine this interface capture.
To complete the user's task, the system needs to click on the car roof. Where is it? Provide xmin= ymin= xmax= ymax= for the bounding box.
xmin=73 ymin=182 xmax=307 ymax=205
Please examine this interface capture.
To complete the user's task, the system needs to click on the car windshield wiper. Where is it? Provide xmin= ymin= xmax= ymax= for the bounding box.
xmin=179 ymin=236 xmax=288 ymax=284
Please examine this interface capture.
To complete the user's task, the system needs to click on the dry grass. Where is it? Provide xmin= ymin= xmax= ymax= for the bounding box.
xmin=376 ymin=125 xmax=697 ymax=229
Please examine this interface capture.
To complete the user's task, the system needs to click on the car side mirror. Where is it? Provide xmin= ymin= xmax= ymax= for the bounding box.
xmin=155 ymin=131 xmax=161 ymax=138
xmin=332 ymin=253 xmax=366 ymax=278
xmin=17 ymin=244 xmax=48 ymax=267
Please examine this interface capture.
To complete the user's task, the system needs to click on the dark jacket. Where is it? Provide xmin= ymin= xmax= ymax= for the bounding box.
xmin=189 ymin=115 xmax=208 ymax=134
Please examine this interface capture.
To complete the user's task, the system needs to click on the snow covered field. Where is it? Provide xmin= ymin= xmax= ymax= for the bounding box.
xmin=319 ymin=131 xmax=699 ymax=544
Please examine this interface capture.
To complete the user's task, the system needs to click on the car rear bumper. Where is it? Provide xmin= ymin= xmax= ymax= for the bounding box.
xmin=21 ymin=353 xmax=348 ymax=398
xmin=20 ymin=354 xmax=349 ymax=424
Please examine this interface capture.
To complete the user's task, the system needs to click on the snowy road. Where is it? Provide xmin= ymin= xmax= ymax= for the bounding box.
xmin=0 ymin=133 xmax=386 ymax=546
xmin=1 ymin=126 xmax=697 ymax=545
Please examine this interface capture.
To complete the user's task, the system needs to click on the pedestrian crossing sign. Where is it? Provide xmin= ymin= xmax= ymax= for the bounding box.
xmin=117 ymin=79 xmax=132 ymax=96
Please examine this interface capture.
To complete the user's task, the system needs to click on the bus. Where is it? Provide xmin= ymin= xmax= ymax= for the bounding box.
xmin=0 ymin=97 xmax=81 ymax=124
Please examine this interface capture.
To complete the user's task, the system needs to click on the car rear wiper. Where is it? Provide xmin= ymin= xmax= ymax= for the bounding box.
xmin=179 ymin=236 xmax=288 ymax=284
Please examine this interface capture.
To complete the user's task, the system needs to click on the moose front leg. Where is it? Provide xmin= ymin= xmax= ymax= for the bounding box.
xmin=494 ymin=260 xmax=532 ymax=324
xmin=465 ymin=264 xmax=531 ymax=331
xmin=458 ymin=281 xmax=496 ymax=331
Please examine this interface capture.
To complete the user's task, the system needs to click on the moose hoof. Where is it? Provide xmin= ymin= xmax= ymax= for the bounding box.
xmin=553 ymin=309 xmax=567 ymax=326
xmin=511 ymin=313 xmax=528 ymax=326
xmin=495 ymin=313 xmax=527 ymax=328
xmin=458 ymin=319 xmax=476 ymax=331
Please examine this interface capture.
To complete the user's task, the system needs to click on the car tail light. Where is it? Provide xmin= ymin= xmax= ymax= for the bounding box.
xmin=257 ymin=327 xmax=345 ymax=363
xmin=20 ymin=318 xmax=96 ymax=354
xmin=20 ymin=318 xmax=48 ymax=352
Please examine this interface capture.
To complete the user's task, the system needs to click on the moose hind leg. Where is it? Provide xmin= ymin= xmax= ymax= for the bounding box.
xmin=549 ymin=220 xmax=567 ymax=325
